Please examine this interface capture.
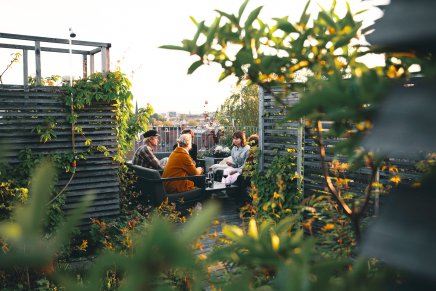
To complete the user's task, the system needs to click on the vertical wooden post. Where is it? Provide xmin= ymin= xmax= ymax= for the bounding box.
xmin=90 ymin=54 xmax=95 ymax=74
xmin=258 ymin=86 xmax=265 ymax=171
xmin=23 ymin=49 xmax=28 ymax=88
xmin=101 ymin=47 xmax=110 ymax=74
xmin=297 ymin=116 xmax=304 ymax=192
xmin=82 ymin=54 xmax=88 ymax=78
xmin=134 ymin=101 xmax=139 ymax=152
xmin=35 ymin=41 xmax=42 ymax=86
xmin=374 ymin=170 xmax=380 ymax=216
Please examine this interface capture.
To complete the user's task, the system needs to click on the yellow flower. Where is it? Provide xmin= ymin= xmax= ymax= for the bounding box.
xmin=356 ymin=122 xmax=365 ymax=131
xmin=198 ymin=254 xmax=208 ymax=261
xmin=340 ymin=26 xmax=352 ymax=35
xmin=339 ymin=163 xmax=349 ymax=171
xmin=328 ymin=27 xmax=336 ymax=34
xmin=390 ymin=175 xmax=401 ymax=185
xmin=193 ymin=242 xmax=203 ymax=250
xmin=123 ymin=237 xmax=133 ymax=249
xmin=271 ymin=233 xmax=280 ymax=251
xmin=223 ymin=225 xmax=244 ymax=240
xmin=321 ymin=223 xmax=335 ymax=231
xmin=104 ymin=240 xmax=114 ymax=250
xmin=387 ymin=65 xmax=398 ymax=79
xmin=273 ymin=192 xmax=282 ymax=199
xmin=212 ymin=219 xmax=220 ymax=225
xmin=78 ymin=239 xmax=88 ymax=252
xmin=248 ymin=218 xmax=258 ymax=239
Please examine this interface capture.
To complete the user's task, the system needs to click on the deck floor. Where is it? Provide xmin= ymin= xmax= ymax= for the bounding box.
xmin=191 ymin=194 xmax=248 ymax=287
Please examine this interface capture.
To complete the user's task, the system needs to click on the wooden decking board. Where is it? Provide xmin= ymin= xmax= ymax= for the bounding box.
xmin=189 ymin=196 xmax=248 ymax=286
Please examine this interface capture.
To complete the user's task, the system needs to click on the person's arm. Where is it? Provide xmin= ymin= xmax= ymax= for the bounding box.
xmin=183 ymin=152 xmax=203 ymax=175
xmin=227 ymin=146 xmax=236 ymax=167
xmin=233 ymin=146 xmax=250 ymax=170
xmin=144 ymin=147 xmax=164 ymax=170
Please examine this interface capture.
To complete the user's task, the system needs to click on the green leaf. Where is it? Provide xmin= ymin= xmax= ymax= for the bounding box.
xmin=189 ymin=15 xmax=198 ymax=26
xmin=25 ymin=159 xmax=56 ymax=234
xmin=299 ymin=0 xmax=312 ymax=26
xmin=218 ymin=70 xmax=230 ymax=82
xmin=318 ymin=11 xmax=337 ymax=29
xmin=235 ymin=48 xmax=254 ymax=64
xmin=53 ymin=193 xmax=94 ymax=248
xmin=159 ymin=45 xmax=188 ymax=52
xmin=238 ymin=0 xmax=249 ymax=20
xmin=334 ymin=27 xmax=358 ymax=48
xmin=214 ymin=9 xmax=238 ymax=24
xmin=244 ymin=6 xmax=263 ymax=30
xmin=274 ymin=18 xmax=298 ymax=34
xmin=192 ymin=20 xmax=205 ymax=45
xmin=206 ymin=16 xmax=221 ymax=44
xmin=187 ymin=60 xmax=203 ymax=75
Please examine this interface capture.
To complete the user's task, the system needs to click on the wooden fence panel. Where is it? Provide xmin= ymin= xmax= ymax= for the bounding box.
xmin=259 ymin=87 xmax=424 ymax=232
xmin=259 ymin=87 xmax=303 ymax=174
xmin=0 ymin=85 xmax=120 ymax=224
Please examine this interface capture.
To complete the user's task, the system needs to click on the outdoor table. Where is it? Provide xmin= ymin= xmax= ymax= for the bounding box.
xmin=205 ymin=181 xmax=238 ymax=198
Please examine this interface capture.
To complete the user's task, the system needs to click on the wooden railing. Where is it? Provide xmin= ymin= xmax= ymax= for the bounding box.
xmin=0 ymin=32 xmax=111 ymax=86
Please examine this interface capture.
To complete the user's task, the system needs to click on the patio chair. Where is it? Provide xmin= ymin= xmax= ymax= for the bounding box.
xmin=126 ymin=162 xmax=207 ymax=210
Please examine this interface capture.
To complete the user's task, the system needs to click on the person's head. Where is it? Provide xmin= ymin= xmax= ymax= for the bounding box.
xmin=143 ymin=129 xmax=160 ymax=147
xmin=247 ymin=134 xmax=259 ymax=147
xmin=181 ymin=128 xmax=195 ymax=139
xmin=232 ymin=131 xmax=246 ymax=147
xmin=177 ymin=133 xmax=192 ymax=150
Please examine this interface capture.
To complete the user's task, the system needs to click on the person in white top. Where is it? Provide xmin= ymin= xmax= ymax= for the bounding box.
xmin=222 ymin=130 xmax=250 ymax=185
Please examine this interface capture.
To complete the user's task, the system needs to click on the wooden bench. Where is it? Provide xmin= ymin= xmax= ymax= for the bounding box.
xmin=126 ymin=162 xmax=207 ymax=210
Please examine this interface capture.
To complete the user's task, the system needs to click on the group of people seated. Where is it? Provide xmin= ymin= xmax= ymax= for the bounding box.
xmin=132 ymin=128 xmax=258 ymax=206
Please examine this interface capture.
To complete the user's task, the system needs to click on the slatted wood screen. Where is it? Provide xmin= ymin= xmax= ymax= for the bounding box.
xmin=259 ymin=87 xmax=424 ymax=225
xmin=259 ymin=86 xmax=303 ymax=178
xmin=0 ymin=85 xmax=120 ymax=223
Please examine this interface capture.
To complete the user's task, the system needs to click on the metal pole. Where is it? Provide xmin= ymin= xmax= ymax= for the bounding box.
xmin=69 ymin=28 xmax=76 ymax=154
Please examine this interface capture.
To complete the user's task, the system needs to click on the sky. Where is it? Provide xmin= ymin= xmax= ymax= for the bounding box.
xmin=0 ymin=0 xmax=384 ymax=114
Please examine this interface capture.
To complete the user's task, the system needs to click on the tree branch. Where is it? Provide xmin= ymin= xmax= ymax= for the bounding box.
xmin=355 ymin=157 xmax=379 ymax=217
xmin=310 ymin=120 xmax=353 ymax=216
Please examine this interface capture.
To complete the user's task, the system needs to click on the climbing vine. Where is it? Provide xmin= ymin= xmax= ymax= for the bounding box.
xmin=1 ymin=70 xmax=152 ymax=230
xmin=64 ymin=70 xmax=153 ymax=163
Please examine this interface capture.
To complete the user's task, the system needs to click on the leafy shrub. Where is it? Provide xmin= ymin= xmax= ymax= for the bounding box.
xmin=209 ymin=216 xmax=386 ymax=290
xmin=301 ymin=194 xmax=357 ymax=258
xmin=250 ymin=149 xmax=302 ymax=221
xmin=0 ymin=182 xmax=28 ymax=220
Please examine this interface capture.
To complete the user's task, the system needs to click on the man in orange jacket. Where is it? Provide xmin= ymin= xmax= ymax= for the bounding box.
xmin=162 ymin=133 xmax=204 ymax=193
